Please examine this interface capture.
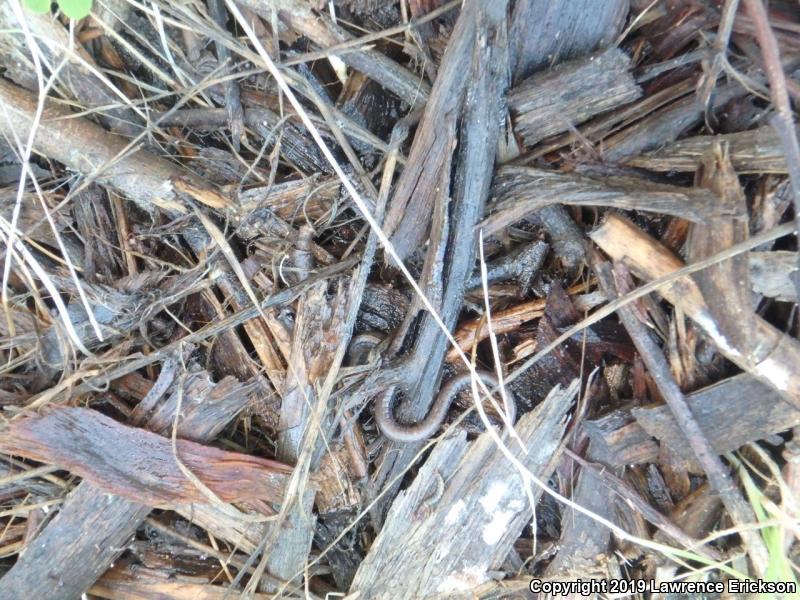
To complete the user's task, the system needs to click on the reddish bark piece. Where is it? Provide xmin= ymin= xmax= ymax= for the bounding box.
xmin=0 ymin=408 xmax=292 ymax=511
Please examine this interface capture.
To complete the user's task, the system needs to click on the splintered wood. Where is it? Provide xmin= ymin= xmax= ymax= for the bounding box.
xmin=0 ymin=407 xmax=292 ymax=510
xmin=1 ymin=0 xmax=799 ymax=598
xmin=351 ymin=382 xmax=577 ymax=598
xmin=509 ymin=48 xmax=642 ymax=147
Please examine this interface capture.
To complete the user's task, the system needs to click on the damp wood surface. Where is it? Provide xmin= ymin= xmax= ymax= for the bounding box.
xmin=0 ymin=1 xmax=799 ymax=599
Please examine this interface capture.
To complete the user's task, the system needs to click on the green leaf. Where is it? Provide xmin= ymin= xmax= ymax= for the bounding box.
xmin=57 ymin=0 xmax=92 ymax=19
xmin=23 ymin=0 xmax=51 ymax=13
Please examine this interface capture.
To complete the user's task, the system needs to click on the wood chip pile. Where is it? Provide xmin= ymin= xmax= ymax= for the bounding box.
xmin=0 ymin=0 xmax=799 ymax=598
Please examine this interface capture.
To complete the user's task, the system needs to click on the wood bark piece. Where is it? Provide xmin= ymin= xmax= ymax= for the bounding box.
xmin=749 ymin=251 xmax=797 ymax=301
xmin=0 ymin=373 xmax=259 ymax=600
xmin=262 ymin=490 xmax=316 ymax=591
xmin=589 ymin=213 xmax=800 ymax=408
xmin=563 ymin=446 xmax=722 ymax=560
xmin=237 ymin=85 xmax=395 ymax=163
xmin=623 ymin=126 xmax=794 ymax=174
xmin=741 ymin=0 xmax=800 ymax=280
xmin=508 ymin=0 xmax=628 ymax=81
xmin=522 ymin=67 xmax=697 ymax=162
xmin=450 ymin=298 xmax=545 ymax=361
xmin=688 ymin=142 xmax=799 ymax=388
xmin=314 ymin=446 xmax=361 ymax=513
xmin=207 ymin=0 xmax=245 ymax=150
xmin=582 ymin=408 xmax=660 ymax=468
xmin=633 ymin=374 xmax=800 ymax=470
xmin=31 ymin=271 xmax=204 ymax=370
xmin=256 ymin=163 xmax=389 ymax=590
xmin=264 ymin=268 xmax=349 ymax=587
xmin=350 ymin=381 xmax=577 ymax=599
xmin=277 ymin=279 xmax=347 ymax=459
xmin=526 ymin=205 xmax=587 ymax=270
xmin=214 ymin=273 xmax=286 ymax=391
xmin=595 ymin=259 xmax=769 ymax=576
xmin=446 ymin=281 xmax=591 ymax=361
xmin=485 ymin=166 xmax=723 ymax=235
xmin=585 ymin=374 xmax=800 ymax=471
xmin=237 ymin=176 xmax=338 ymax=223
xmin=654 ymin=483 xmax=722 ymax=548
xmin=72 ymin=184 xmax=122 ymax=282
xmin=0 ymin=484 xmax=153 ymax=599
xmin=255 ymin=141 xmax=391 ymax=590
xmin=357 ymin=284 xmax=408 ymax=332
xmin=545 ymin=441 xmax=616 ymax=578
xmin=0 ymin=79 xmax=229 ymax=214
xmin=158 ymin=106 xmax=330 ymax=174
xmin=173 ymin=502 xmax=266 ymax=555
xmin=367 ymin=0 xmax=511 ymax=519
xmin=509 ymin=47 xmax=641 ymax=148
xmin=601 ymin=81 xmax=748 ymax=161
xmin=381 ymin=0 xmax=477 ymax=258
xmin=91 ymin=564 xmax=279 ymax=600
xmin=0 ymin=188 xmax=80 ymax=260
xmin=46 ymin=258 xmax=358 ymax=403
xmin=0 ymin=407 xmax=292 ymax=510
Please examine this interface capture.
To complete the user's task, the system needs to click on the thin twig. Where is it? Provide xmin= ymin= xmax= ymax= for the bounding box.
xmin=697 ymin=0 xmax=740 ymax=110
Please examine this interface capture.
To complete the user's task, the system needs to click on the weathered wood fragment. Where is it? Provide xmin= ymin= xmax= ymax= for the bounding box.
xmin=509 ymin=48 xmax=641 ymax=148
xmin=545 ymin=441 xmax=616 ymax=579
xmin=509 ymin=0 xmax=628 ymax=81
xmin=154 ymin=106 xmax=330 ymax=174
xmin=583 ymin=409 xmax=660 ymax=468
xmin=0 ymin=6 xmax=143 ymax=136
xmin=381 ymin=0 xmax=480 ymax=258
xmin=485 ymin=166 xmax=722 ymax=235
xmin=584 ymin=374 xmax=800 ymax=470
xmin=173 ymin=502 xmax=267 ymax=555
xmin=237 ymin=176 xmax=338 ymax=223
xmin=91 ymin=564 xmax=282 ymax=600
xmin=0 ymin=188 xmax=80 ymax=260
xmin=0 ymin=407 xmax=292 ymax=509
xmin=633 ymin=375 xmax=800 ymax=470
xmin=523 ymin=71 xmax=697 ymax=161
xmin=263 ymin=277 xmax=347 ymax=589
xmin=234 ymin=0 xmax=429 ymax=105
xmin=365 ymin=0 xmax=513 ymax=521
xmin=623 ymin=126 xmax=794 ymax=174
xmin=749 ymin=251 xmax=797 ymax=301
xmin=0 ymin=79 xmax=228 ymax=214
xmin=351 ymin=382 xmax=576 ymax=598
xmin=602 ymin=81 xmax=748 ymax=161
xmin=595 ymin=257 xmax=768 ymax=575
xmin=0 ymin=373 xmax=259 ymax=600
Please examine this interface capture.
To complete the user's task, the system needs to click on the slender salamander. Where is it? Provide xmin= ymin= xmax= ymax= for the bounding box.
xmin=348 ymin=333 xmax=517 ymax=443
